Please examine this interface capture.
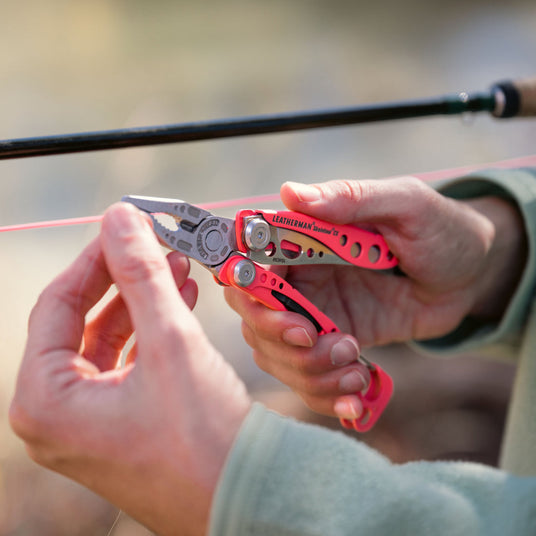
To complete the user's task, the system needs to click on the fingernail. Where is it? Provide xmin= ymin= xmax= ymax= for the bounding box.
xmin=330 ymin=338 xmax=359 ymax=366
xmin=339 ymin=370 xmax=367 ymax=393
xmin=290 ymin=183 xmax=321 ymax=203
xmin=334 ymin=398 xmax=361 ymax=420
xmin=282 ymin=327 xmax=314 ymax=347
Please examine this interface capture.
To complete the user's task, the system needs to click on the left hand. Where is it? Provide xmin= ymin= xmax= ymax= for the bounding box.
xmin=9 ymin=202 xmax=252 ymax=536
xmin=225 ymin=177 xmax=526 ymax=420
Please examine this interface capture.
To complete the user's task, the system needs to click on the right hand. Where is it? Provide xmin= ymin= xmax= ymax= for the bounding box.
xmin=225 ymin=176 xmax=526 ymax=420
xmin=10 ymin=202 xmax=252 ymax=536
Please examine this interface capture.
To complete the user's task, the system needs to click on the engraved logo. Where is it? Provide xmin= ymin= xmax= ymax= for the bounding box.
xmin=273 ymin=215 xmax=338 ymax=236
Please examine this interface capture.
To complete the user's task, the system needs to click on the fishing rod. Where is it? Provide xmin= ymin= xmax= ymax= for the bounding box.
xmin=0 ymin=77 xmax=534 ymax=160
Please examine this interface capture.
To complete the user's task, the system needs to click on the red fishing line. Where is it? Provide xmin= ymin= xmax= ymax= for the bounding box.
xmin=2 ymin=155 xmax=534 ymax=234
xmin=0 ymin=194 xmax=281 ymax=233
xmin=0 ymin=215 xmax=104 ymax=233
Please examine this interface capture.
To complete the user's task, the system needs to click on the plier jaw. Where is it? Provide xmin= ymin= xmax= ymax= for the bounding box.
xmin=121 ymin=195 xmax=237 ymax=272
xmin=122 ymin=194 xmax=395 ymax=432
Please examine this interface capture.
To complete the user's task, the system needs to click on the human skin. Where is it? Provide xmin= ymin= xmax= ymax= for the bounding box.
xmin=225 ymin=177 xmax=527 ymax=420
xmin=8 ymin=177 xmax=527 ymax=534
xmin=9 ymin=203 xmax=252 ymax=536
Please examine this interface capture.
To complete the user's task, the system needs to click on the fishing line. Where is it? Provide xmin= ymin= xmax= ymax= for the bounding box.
xmin=0 ymin=193 xmax=282 ymax=233
xmin=0 ymin=215 xmax=103 ymax=233
xmin=2 ymin=154 xmax=536 ymax=234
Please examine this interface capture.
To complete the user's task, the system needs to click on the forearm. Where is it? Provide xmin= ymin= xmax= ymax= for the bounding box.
xmin=465 ymin=195 xmax=527 ymax=321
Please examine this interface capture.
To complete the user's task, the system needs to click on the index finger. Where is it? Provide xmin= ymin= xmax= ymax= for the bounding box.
xmin=25 ymin=237 xmax=112 ymax=360
xmin=100 ymin=202 xmax=198 ymax=356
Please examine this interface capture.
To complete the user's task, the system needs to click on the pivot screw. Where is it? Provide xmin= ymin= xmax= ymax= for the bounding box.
xmin=205 ymin=229 xmax=223 ymax=251
xmin=244 ymin=218 xmax=271 ymax=251
xmin=233 ymin=259 xmax=256 ymax=287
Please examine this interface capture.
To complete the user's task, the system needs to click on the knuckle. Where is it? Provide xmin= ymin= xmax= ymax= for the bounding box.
xmin=390 ymin=176 xmax=442 ymax=235
xmin=27 ymin=291 xmax=46 ymax=330
xmin=9 ymin=396 xmax=47 ymax=445
xmin=248 ymin=305 xmax=278 ymax=340
xmin=399 ymin=176 xmax=437 ymax=208
xmin=225 ymin=289 xmax=259 ymax=322
xmin=25 ymin=445 xmax=51 ymax=467
xmin=291 ymin=351 xmax=316 ymax=375
xmin=302 ymin=375 xmax=327 ymax=396
xmin=241 ymin=322 xmax=258 ymax=350
xmin=167 ymin=250 xmax=190 ymax=274
xmin=25 ymin=440 xmax=65 ymax=469
xmin=251 ymin=349 xmax=271 ymax=374
xmin=30 ymin=285 xmax=68 ymax=325
xmin=87 ymin=325 xmax=128 ymax=359
xmin=299 ymin=391 xmax=323 ymax=413
xmin=290 ymin=365 xmax=322 ymax=395
xmin=333 ymin=179 xmax=368 ymax=205
xmin=123 ymin=255 xmax=167 ymax=285
xmin=8 ymin=358 xmax=78 ymax=451
xmin=116 ymin=239 xmax=168 ymax=285
xmin=297 ymin=376 xmax=317 ymax=396
xmin=223 ymin=287 xmax=239 ymax=309
xmin=397 ymin=175 xmax=425 ymax=192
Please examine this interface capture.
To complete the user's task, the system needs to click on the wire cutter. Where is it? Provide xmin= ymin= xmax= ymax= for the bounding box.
xmin=122 ymin=195 xmax=397 ymax=432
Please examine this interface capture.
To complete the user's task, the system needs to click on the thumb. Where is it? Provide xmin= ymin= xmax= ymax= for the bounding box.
xmin=280 ymin=177 xmax=436 ymax=228
xmin=100 ymin=202 xmax=199 ymax=357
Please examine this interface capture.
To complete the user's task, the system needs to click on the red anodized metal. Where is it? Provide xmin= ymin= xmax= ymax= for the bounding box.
xmin=218 ymin=254 xmax=393 ymax=432
xmin=235 ymin=209 xmax=398 ymax=270
xmin=339 ymin=368 xmax=394 ymax=432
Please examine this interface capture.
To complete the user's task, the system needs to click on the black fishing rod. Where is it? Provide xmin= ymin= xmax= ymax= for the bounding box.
xmin=0 ymin=77 xmax=534 ymax=160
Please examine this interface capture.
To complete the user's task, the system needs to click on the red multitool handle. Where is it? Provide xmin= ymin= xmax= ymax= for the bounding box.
xmin=218 ymin=255 xmax=393 ymax=432
xmin=236 ymin=209 xmax=398 ymax=270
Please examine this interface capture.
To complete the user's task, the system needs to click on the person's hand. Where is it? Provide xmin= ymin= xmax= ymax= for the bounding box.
xmin=225 ymin=177 xmax=526 ymax=420
xmin=9 ymin=203 xmax=252 ymax=536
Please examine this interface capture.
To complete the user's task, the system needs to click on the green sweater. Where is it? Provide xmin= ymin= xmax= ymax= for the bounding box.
xmin=209 ymin=168 xmax=536 ymax=536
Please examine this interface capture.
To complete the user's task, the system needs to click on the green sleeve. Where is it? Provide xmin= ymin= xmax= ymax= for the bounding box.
xmin=412 ymin=167 xmax=536 ymax=359
xmin=209 ymin=168 xmax=536 ymax=533
xmin=209 ymin=403 xmax=536 ymax=535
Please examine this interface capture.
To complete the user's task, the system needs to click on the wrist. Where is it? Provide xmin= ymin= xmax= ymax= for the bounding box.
xmin=466 ymin=196 xmax=527 ymax=320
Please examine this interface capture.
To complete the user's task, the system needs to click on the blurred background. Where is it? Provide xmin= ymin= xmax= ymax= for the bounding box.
xmin=0 ymin=0 xmax=535 ymax=533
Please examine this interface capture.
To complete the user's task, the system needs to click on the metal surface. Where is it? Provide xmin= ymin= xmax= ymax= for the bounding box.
xmin=232 ymin=259 xmax=257 ymax=287
xmin=243 ymin=218 xmax=271 ymax=251
xmin=245 ymin=224 xmax=352 ymax=266
xmin=121 ymin=195 xmax=237 ymax=269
